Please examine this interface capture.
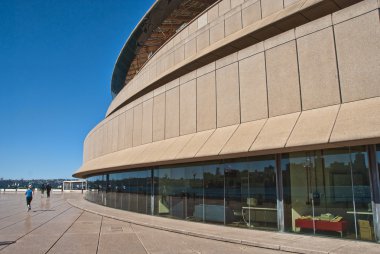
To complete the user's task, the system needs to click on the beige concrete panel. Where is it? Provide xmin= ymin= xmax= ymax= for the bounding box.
xmin=219 ymin=0 xmax=231 ymax=16
xmin=154 ymin=85 xmax=166 ymax=96
xmin=295 ymin=15 xmax=332 ymax=38
xmin=266 ymin=41 xmax=301 ymax=117
xmin=261 ymin=0 xmax=283 ymax=18
xmin=123 ymin=143 xmax=150 ymax=165
xmin=264 ymin=29 xmax=295 ymax=50
xmin=148 ymin=138 xmax=177 ymax=162
xmin=166 ymin=51 xmax=174 ymax=71
xmin=153 ymin=93 xmax=166 ymax=141
xmin=176 ymin=129 xmax=215 ymax=159
xmin=141 ymin=99 xmax=153 ymax=144
xmin=188 ymin=21 xmax=197 ymax=35
xmin=297 ymin=27 xmax=340 ymax=110
xmin=197 ymin=62 xmax=216 ymax=77
xmin=180 ymin=26 xmax=189 ymax=40
xmin=106 ymin=121 xmax=112 ymax=154
xmin=156 ymin=58 xmax=164 ymax=77
xmin=242 ymin=0 xmax=261 ymax=27
xmin=334 ymin=11 xmax=380 ymax=102
xmin=165 ymin=86 xmax=180 ymax=139
xmin=173 ymin=33 xmax=181 ymax=46
xmin=250 ymin=112 xmax=300 ymax=151
xmin=216 ymin=52 xmax=237 ymax=69
xmin=332 ymin=0 xmax=378 ymax=24
xmin=94 ymin=129 xmax=100 ymax=158
xmin=330 ymin=97 xmax=380 ymax=143
xmin=179 ymin=70 xmax=196 ymax=84
xmin=117 ymin=112 xmax=126 ymax=150
xmin=239 ymin=52 xmax=268 ymax=122
xmin=197 ymin=72 xmax=217 ymax=131
xmin=197 ymin=30 xmax=210 ymax=52
xmin=196 ymin=124 xmax=238 ymax=157
xmin=160 ymin=134 xmax=195 ymax=161
xmin=221 ymin=119 xmax=266 ymax=155
xmin=165 ymin=78 xmax=179 ymax=91
xmin=184 ymin=38 xmax=196 ymax=59
xmin=180 ymin=80 xmax=197 ymax=135
xmin=198 ymin=13 xmax=208 ymax=29
xmin=231 ymin=0 xmax=244 ymax=9
xmin=97 ymin=128 xmax=103 ymax=157
xmin=133 ymin=141 xmax=160 ymax=164
xmin=149 ymin=63 xmax=156 ymax=82
xmin=174 ymin=45 xmax=185 ymax=65
xmin=225 ymin=11 xmax=242 ymax=36
xmin=284 ymin=0 xmax=299 ymax=7
xmin=111 ymin=117 xmax=118 ymax=152
xmin=142 ymin=90 xmax=153 ymax=102
xmin=216 ymin=62 xmax=240 ymax=127
xmin=237 ymin=41 xmax=264 ymax=60
xmin=286 ymin=105 xmax=339 ymax=147
xmin=208 ymin=5 xmax=219 ymax=23
xmin=210 ymin=22 xmax=225 ymax=44
xmin=125 ymin=109 xmax=133 ymax=148
xmin=133 ymin=104 xmax=143 ymax=147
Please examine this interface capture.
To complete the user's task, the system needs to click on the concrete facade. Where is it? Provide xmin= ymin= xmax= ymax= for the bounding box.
xmin=75 ymin=0 xmax=380 ymax=244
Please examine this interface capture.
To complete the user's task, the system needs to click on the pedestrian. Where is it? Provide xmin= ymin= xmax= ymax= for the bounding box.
xmin=40 ymin=183 xmax=46 ymax=197
xmin=46 ymin=183 xmax=51 ymax=198
xmin=25 ymin=185 xmax=34 ymax=211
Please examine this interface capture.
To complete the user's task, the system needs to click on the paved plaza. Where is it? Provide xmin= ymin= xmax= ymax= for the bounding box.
xmin=0 ymin=192 xmax=378 ymax=254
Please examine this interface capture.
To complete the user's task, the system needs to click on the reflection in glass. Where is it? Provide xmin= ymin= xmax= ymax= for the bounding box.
xmin=282 ymin=147 xmax=373 ymax=240
xmin=83 ymin=145 xmax=376 ymax=242
xmin=154 ymin=165 xmax=203 ymax=221
xmin=225 ymin=156 xmax=277 ymax=230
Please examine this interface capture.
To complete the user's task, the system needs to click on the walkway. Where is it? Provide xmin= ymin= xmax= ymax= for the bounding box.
xmin=0 ymin=192 xmax=378 ymax=254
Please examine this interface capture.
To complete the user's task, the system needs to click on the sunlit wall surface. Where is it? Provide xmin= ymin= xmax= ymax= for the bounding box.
xmin=79 ymin=0 xmax=380 ymax=244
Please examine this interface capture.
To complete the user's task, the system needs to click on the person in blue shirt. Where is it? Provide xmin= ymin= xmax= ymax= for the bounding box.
xmin=25 ymin=185 xmax=34 ymax=211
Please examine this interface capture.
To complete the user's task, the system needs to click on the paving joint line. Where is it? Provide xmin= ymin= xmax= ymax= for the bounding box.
xmin=68 ymin=199 xmax=329 ymax=254
xmin=95 ymin=215 xmax=103 ymax=254
xmin=130 ymin=223 xmax=150 ymax=254
xmin=0 ymin=201 xmax=70 ymax=231
xmin=44 ymin=209 xmax=85 ymax=254
xmin=0 ymin=206 xmax=75 ymax=252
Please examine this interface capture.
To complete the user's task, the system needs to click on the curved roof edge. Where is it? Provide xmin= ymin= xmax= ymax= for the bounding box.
xmin=110 ymin=0 xmax=183 ymax=98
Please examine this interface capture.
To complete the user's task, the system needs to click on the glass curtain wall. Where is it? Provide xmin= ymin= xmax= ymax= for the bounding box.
xmin=282 ymin=146 xmax=374 ymax=240
xmin=83 ymin=145 xmax=377 ymax=242
xmin=154 ymin=165 xmax=204 ymax=221
xmin=224 ymin=156 xmax=277 ymax=230
xmin=86 ymin=175 xmax=106 ymax=205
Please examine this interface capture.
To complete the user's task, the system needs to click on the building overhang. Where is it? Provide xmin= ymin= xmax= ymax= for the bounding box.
xmin=74 ymin=97 xmax=380 ymax=178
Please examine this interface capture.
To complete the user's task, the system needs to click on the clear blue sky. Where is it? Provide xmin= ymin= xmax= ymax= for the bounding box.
xmin=0 ymin=0 xmax=155 ymax=179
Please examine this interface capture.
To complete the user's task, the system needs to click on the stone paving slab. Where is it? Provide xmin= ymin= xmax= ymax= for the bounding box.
xmin=68 ymin=198 xmax=380 ymax=254
xmin=1 ymin=192 xmax=291 ymax=254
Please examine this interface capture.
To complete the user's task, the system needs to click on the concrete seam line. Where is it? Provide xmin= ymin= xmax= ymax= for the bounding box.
xmin=67 ymin=199 xmax=326 ymax=254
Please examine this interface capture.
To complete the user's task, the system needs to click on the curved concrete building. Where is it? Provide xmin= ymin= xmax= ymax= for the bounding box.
xmin=74 ymin=0 xmax=380 ymax=242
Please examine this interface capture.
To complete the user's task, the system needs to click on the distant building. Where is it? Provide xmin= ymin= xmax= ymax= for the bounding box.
xmin=74 ymin=0 xmax=380 ymax=242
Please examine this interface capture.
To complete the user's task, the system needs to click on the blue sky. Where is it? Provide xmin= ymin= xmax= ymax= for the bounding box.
xmin=0 ymin=0 xmax=155 ymax=179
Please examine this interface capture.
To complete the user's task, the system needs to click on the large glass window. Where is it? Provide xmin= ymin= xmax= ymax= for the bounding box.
xmin=225 ymin=156 xmax=277 ymax=230
xmin=84 ymin=145 xmax=376 ymax=242
xmin=282 ymin=146 xmax=373 ymax=240
xmin=154 ymin=165 xmax=204 ymax=221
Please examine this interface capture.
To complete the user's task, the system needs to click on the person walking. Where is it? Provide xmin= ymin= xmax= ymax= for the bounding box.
xmin=46 ymin=183 xmax=51 ymax=198
xmin=25 ymin=185 xmax=34 ymax=211
xmin=40 ymin=183 xmax=46 ymax=197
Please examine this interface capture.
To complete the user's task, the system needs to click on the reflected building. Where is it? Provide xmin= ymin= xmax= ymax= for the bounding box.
xmin=73 ymin=0 xmax=380 ymax=243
